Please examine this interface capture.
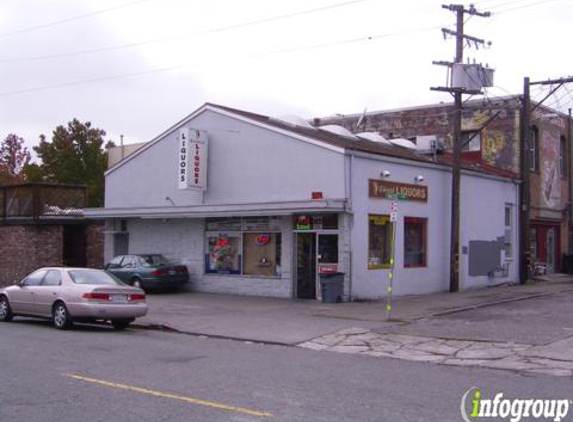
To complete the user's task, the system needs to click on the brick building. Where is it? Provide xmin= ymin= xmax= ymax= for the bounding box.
xmin=316 ymin=96 xmax=572 ymax=273
xmin=0 ymin=183 xmax=104 ymax=287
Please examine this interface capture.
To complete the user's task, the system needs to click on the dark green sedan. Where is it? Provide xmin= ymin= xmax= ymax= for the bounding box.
xmin=104 ymin=254 xmax=189 ymax=292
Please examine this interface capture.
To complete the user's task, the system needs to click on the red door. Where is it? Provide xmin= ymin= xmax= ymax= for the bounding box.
xmin=532 ymin=223 xmax=560 ymax=273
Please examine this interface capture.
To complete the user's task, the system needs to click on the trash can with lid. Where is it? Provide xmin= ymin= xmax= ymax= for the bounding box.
xmin=320 ymin=272 xmax=344 ymax=303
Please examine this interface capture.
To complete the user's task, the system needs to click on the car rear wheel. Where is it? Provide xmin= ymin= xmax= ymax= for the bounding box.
xmin=111 ymin=319 xmax=133 ymax=330
xmin=131 ymin=277 xmax=142 ymax=288
xmin=52 ymin=302 xmax=73 ymax=330
xmin=0 ymin=296 xmax=13 ymax=322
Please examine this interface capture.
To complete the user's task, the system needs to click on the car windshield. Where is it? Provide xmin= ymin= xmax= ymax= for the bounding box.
xmin=140 ymin=254 xmax=171 ymax=267
xmin=69 ymin=270 xmax=124 ymax=286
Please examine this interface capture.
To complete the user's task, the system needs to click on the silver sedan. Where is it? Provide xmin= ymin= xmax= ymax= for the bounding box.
xmin=0 ymin=267 xmax=148 ymax=330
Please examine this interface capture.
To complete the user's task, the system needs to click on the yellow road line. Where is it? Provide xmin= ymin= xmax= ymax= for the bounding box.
xmin=65 ymin=373 xmax=273 ymax=418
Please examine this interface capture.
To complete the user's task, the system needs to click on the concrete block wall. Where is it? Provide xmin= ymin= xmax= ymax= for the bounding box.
xmin=124 ymin=217 xmax=292 ymax=298
xmin=127 ymin=218 xmax=205 ymax=287
xmin=0 ymin=225 xmax=63 ymax=286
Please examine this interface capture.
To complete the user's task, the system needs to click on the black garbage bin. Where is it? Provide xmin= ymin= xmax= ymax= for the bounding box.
xmin=320 ymin=272 xmax=344 ymax=303
xmin=563 ymin=254 xmax=573 ymax=275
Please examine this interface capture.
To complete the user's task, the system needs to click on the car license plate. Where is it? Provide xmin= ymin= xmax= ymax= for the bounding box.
xmin=168 ymin=270 xmax=176 ymax=275
xmin=110 ymin=294 xmax=128 ymax=303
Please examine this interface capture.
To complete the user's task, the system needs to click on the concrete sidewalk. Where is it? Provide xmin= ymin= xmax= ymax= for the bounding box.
xmin=135 ymin=274 xmax=573 ymax=376
xmin=136 ymin=274 xmax=573 ymax=345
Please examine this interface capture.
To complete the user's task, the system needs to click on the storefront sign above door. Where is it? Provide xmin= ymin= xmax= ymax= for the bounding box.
xmin=369 ymin=179 xmax=428 ymax=202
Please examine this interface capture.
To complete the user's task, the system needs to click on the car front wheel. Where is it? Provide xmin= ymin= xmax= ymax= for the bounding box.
xmin=52 ymin=302 xmax=73 ymax=330
xmin=0 ymin=296 xmax=13 ymax=322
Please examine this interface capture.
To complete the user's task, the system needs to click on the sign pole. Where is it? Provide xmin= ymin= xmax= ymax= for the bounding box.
xmin=386 ymin=199 xmax=398 ymax=320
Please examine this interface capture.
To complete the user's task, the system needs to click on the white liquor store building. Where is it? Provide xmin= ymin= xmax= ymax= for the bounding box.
xmin=86 ymin=103 xmax=520 ymax=300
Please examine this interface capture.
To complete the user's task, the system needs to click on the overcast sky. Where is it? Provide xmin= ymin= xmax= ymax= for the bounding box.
xmin=1 ymin=0 xmax=571 ymax=154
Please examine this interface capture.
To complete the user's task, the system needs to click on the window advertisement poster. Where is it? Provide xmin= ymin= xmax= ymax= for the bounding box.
xmin=368 ymin=214 xmax=393 ymax=269
xmin=206 ymin=235 xmax=241 ymax=274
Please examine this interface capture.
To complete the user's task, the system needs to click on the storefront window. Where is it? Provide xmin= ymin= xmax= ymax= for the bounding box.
xmin=404 ymin=217 xmax=426 ymax=268
xmin=368 ymin=214 xmax=392 ymax=269
xmin=243 ymin=233 xmax=282 ymax=277
xmin=206 ymin=235 xmax=241 ymax=274
xmin=205 ymin=217 xmax=283 ymax=277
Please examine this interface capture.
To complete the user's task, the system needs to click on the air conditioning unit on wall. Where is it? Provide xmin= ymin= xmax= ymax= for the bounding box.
xmin=415 ymin=135 xmax=445 ymax=153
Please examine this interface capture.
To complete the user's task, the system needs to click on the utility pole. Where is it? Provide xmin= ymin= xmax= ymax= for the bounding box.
xmin=520 ymin=75 xmax=573 ymax=282
xmin=520 ymin=77 xmax=531 ymax=283
xmin=432 ymin=4 xmax=491 ymax=292
xmin=569 ymin=107 xmax=572 ymax=254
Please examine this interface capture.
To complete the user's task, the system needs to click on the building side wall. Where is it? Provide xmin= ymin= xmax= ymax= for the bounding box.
xmin=105 ymin=109 xmax=346 ymax=209
xmin=460 ymin=175 xmax=519 ymax=289
xmin=349 ymin=155 xmax=518 ymax=298
xmin=0 ymin=225 xmax=63 ymax=286
xmin=349 ymin=156 xmax=450 ymax=298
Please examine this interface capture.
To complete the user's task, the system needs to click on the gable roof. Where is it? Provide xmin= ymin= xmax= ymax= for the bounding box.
xmin=106 ymin=102 xmax=518 ymax=180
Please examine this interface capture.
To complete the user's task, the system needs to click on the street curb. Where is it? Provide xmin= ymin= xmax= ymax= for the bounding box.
xmin=131 ymin=322 xmax=293 ymax=347
xmin=426 ymin=287 xmax=573 ymax=319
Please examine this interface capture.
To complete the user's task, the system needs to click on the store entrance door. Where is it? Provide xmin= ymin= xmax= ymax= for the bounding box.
xmin=534 ymin=224 xmax=560 ymax=273
xmin=546 ymin=228 xmax=556 ymax=273
xmin=296 ymin=233 xmax=316 ymax=299
xmin=295 ymin=233 xmax=339 ymax=300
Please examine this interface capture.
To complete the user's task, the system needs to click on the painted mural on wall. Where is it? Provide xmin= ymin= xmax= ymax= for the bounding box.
xmin=540 ymin=127 xmax=562 ymax=209
xmin=463 ymin=109 xmax=519 ymax=173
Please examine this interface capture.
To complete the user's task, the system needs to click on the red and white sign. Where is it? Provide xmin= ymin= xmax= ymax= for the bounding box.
xmin=318 ymin=264 xmax=339 ymax=274
xmin=178 ymin=128 xmax=189 ymax=190
xmin=178 ymin=128 xmax=208 ymax=190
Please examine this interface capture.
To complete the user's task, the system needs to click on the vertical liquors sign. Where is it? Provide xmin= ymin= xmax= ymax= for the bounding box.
xmin=178 ymin=128 xmax=208 ymax=190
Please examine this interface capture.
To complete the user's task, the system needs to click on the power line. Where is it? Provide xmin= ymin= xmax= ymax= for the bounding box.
xmin=0 ymin=66 xmax=184 ymax=97
xmin=480 ymin=0 xmax=537 ymax=10
xmin=252 ymin=26 xmax=438 ymax=58
xmin=0 ymin=0 xmax=374 ymax=63
xmin=493 ymin=0 xmax=565 ymax=14
xmin=0 ymin=25 xmax=438 ymax=98
xmin=0 ymin=0 xmax=158 ymax=39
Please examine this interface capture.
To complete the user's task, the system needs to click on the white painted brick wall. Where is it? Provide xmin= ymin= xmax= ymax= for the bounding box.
xmin=120 ymin=217 xmax=293 ymax=298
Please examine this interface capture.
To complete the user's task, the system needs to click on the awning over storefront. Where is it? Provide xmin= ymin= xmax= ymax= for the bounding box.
xmin=84 ymin=198 xmax=349 ymax=219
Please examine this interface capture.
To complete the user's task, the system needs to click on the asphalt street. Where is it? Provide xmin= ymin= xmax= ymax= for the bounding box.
xmin=377 ymin=289 xmax=573 ymax=344
xmin=1 ymin=320 xmax=571 ymax=422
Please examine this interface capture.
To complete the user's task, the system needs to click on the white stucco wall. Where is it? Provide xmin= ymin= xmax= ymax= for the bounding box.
xmin=108 ymin=216 xmax=294 ymax=298
xmin=459 ymin=173 xmax=519 ymax=289
xmin=348 ymin=153 xmax=519 ymax=299
xmin=105 ymin=108 xmax=346 ymax=209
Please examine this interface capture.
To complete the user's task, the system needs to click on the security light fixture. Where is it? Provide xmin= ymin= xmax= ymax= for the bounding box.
xmin=381 ymin=170 xmax=391 ymax=178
